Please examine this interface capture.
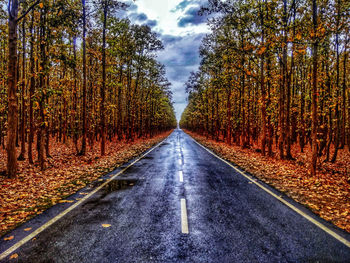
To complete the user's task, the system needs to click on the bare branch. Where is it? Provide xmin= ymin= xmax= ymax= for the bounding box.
xmin=16 ymin=0 xmax=40 ymax=22
xmin=8 ymin=0 xmax=13 ymax=20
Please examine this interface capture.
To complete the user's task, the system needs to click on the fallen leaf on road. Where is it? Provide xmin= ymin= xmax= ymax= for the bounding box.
xmin=4 ymin=236 xmax=14 ymax=241
xmin=9 ymin=253 xmax=18 ymax=259
xmin=59 ymin=200 xmax=74 ymax=203
xmin=24 ymin=228 xmax=32 ymax=231
xmin=102 ymin=224 xmax=111 ymax=228
xmin=79 ymin=192 xmax=89 ymax=195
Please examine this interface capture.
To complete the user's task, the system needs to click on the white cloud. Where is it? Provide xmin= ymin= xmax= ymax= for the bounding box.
xmin=122 ymin=0 xmax=209 ymax=120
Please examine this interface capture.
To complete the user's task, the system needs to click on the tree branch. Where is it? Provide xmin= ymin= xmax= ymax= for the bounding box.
xmin=16 ymin=0 xmax=40 ymax=22
xmin=8 ymin=0 xmax=14 ymax=20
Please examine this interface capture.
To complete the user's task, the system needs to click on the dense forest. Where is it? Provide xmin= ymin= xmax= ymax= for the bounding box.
xmin=1 ymin=0 xmax=177 ymax=178
xmin=180 ymin=0 xmax=349 ymax=176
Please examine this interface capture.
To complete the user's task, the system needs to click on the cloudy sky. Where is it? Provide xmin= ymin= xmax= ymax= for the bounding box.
xmin=121 ymin=0 xmax=209 ymax=120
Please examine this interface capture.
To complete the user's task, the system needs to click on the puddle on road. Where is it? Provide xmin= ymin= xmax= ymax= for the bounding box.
xmin=122 ymin=166 xmax=140 ymax=174
xmin=104 ymin=179 xmax=138 ymax=193
xmin=82 ymin=179 xmax=138 ymax=210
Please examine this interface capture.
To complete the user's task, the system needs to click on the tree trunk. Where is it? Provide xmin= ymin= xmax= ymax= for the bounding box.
xmin=117 ymin=65 xmax=123 ymax=140
xmin=7 ymin=0 xmax=19 ymax=178
xmin=299 ymin=65 xmax=306 ymax=153
xmin=45 ymin=74 xmax=51 ymax=158
xmin=73 ymin=38 xmax=79 ymax=155
xmin=18 ymin=17 xmax=26 ymax=161
xmin=267 ymin=55 xmax=273 ymax=156
xmin=331 ymin=14 xmax=341 ymax=162
xmin=341 ymin=41 xmax=347 ymax=149
xmin=80 ymin=0 xmax=87 ymax=155
xmin=28 ymin=11 xmax=35 ymax=164
xmin=260 ymin=3 xmax=266 ymax=155
xmin=226 ymin=89 xmax=232 ymax=145
xmin=100 ymin=7 xmax=107 ymax=155
xmin=311 ymin=0 xmax=318 ymax=176
xmin=38 ymin=8 xmax=46 ymax=170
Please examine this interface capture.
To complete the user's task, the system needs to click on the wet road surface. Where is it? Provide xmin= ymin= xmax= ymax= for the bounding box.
xmin=1 ymin=129 xmax=350 ymax=262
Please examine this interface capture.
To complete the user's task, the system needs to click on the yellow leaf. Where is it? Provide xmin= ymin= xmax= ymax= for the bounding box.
xmin=296 ymin=33 xmax=302 ymax=40
xmin=4 ymin=236 xmax=14 ymax=241
xmin=39 ymin=2 xmax=43 ymax=8
xmin=257 ymin=46 xmax=266 ymax=55
xmin=59 ymin=200 xmax=74 ymax=203
xmin=34 ymin=101 xmax=39 ymax=110
xmin=10 ymin=253 xmax=18 ymax=259
xmin=102 ymin=224 xmax=111 ymax=228
xmin=341 ymin=211 xmax=348 ymax=217
xmin=24 ymin=228 xmax=32 ymax=231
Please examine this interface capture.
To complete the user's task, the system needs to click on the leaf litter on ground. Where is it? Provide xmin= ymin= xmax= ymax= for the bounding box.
xmin=186 ymin=130 xmax=350 ymax=233
xmin=0 ymin=131 xmax=172 ymax=236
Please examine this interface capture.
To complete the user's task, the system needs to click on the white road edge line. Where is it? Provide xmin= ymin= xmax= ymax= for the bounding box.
xmin=178 ymin=159 xmax=182 ymax=165
xmin=191 ymin=137 xmax=350 ymax=248
xmin=179 ymin=171 xmax=183 ymax=182
xmin=181 ymin=199 xmax=189 ymax=234
xmin=0 ymin=139 xmax=167 ymax=261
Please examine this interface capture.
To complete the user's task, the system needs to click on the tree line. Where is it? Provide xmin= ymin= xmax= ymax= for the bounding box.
xmin=1 ymin=0 xmax=177 ymax=178
xmin=180 ymin=0 xmax=349 ymax=176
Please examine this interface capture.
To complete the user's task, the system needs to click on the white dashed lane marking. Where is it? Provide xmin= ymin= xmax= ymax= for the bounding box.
xmin=181 ymin=199 xmax=189 ymax=234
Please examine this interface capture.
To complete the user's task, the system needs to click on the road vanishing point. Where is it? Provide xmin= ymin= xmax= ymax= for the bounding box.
xmin=1 ymin=129 xmax=350 ymax=262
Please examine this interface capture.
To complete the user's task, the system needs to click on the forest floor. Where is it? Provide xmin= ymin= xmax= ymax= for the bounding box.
xmin=0 ymin=131 xmax=172 ymax=236
xmin=185 ymin=130 xmax=350 ymax=233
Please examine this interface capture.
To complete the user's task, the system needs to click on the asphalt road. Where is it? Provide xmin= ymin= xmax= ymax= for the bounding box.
xmin=1 ymin=129 xmax=350 ymax=262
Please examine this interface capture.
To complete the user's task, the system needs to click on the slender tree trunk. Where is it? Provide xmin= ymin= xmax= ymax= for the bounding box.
xmin=117 ymin=65 xmax=123 ymax=140
xmin=267 ymin=54 xmax=273 ymax=156
xmin=38 ymin=8 xmax=46 ymax=170
xmin=16 ymin=55 xmax=19 ymax=148
xmin=100 ymin=7 xmax=107 ymax=155
xmin=7 ymin=0 xmax=19 ymax=178
xmin=299 ymin=65 xmax=306 ymax=153
xmin=341 ymin=42 xmax=347 ymax=148
xmin=331 ymin=15 xmax=341 ymax=162
xmin=73 ymin=38 xmax=79 ymax=154
xmin=18 ymin=17 xmax=26 ymax=161
xmin=278 ymin=63 xmax=285 ymax=159
xmin=80 ymin=0 xmax=87 ymax=155
xmin=45 ymin=74 xmax=50 ymax=158
xmin=260 ymin=3 xmax=266 ymax=155
xmin=311 ymin=0 xmax=319 ymax=176
xmin=28 ymin=11 xmax=34 ymax=164
xmin=226 ymin=89 xmax=232 ymax=145
xmin=285 ymin=0 xmax=296 ymax=160
xmin=211 ymin=88 xmax=215 ymax=139
xmin=279 ymin=0 xmax=288 ymax=160
xmin=344 ymin=43 xmax=350 ymax=150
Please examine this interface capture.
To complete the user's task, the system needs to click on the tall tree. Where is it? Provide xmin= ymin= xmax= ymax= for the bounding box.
xmin=310 ymin=0 xmax=319 ymax=176
xmin=80 ymin=0 xmax=87 ymax=155
xmin=7 ymin=0 xmax=39 ymax=178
